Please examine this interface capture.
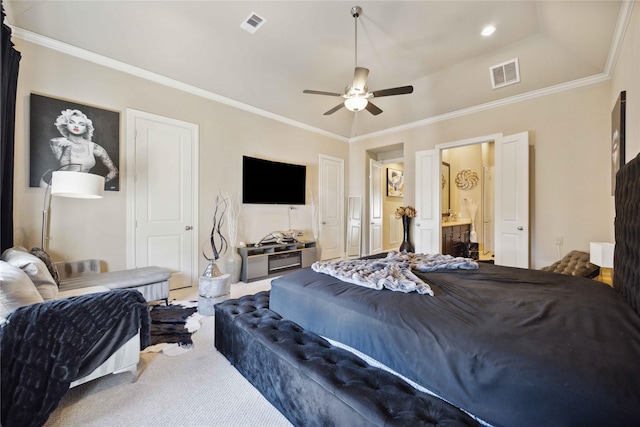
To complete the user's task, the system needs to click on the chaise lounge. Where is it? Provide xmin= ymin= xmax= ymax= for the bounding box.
xmin=0 ymin=247 xmax=170 ymax=426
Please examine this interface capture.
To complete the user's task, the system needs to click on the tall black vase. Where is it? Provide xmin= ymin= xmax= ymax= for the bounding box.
xmin=399 ymin=215 xmax=415 ymax=253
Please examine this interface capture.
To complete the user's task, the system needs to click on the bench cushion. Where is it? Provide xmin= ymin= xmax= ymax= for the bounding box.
xmin=540 ymin=250 xmax=599 ymax=278
xmin=59 ymin=266 xmax=169 ymax=290
xmin=59 ymin=266 xmax=170 ymax=302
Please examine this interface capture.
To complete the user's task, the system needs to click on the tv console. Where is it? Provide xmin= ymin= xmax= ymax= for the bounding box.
xmin=238 ymin=241 xmax=317 ymax=282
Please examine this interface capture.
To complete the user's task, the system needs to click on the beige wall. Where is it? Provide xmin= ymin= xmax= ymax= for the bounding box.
xmin=12 ymin=40 xmax=348 ymax=274
xmin=350 ymin=82 xmax=612 ymax=268
xmin=611 ymin=3 xmax=640 ymax=162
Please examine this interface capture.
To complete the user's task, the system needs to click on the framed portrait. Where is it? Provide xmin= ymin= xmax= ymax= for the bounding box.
xmin=30 ymin=93 xmax=120 ymax=191
xmin=611 ymin=91 xmax=626 ymax=195
xmin=387 ymin=168 xmax=404 ymax=197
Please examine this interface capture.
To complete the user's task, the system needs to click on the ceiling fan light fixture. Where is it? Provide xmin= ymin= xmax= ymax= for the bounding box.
xmin=345 ymin=96 xmax=368 ymax=112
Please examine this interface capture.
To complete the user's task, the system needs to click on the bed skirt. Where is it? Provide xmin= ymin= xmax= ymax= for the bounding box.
xmin=214 ymin=292 xmax=480 ymax=427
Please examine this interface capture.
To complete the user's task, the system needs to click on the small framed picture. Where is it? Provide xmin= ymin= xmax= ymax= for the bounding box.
xmin=30 ymin=93 xmax=120 ymax=191
xmin=387 ymin=168 xmax=404 ymax=197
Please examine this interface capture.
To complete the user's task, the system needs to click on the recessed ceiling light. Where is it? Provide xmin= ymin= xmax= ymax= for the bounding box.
xmin=481 ymin=25 xmax=496 ymax=37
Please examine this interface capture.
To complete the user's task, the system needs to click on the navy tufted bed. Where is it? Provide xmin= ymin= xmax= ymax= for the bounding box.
xmin=216 ymin=153 xmax=640 ymax=426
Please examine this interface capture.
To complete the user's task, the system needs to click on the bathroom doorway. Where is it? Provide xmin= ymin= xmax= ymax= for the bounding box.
xmin=441 ymin=142 xmax=494 ymax=261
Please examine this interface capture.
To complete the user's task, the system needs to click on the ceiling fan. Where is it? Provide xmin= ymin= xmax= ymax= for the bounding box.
xmin=303 ymin=6 xmax=413 ymax=116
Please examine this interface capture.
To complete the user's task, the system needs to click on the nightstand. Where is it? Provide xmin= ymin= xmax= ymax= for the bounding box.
xmin=595 ymin=267 xmax=613 ymax=287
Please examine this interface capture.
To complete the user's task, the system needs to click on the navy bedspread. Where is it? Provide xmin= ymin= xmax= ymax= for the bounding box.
xmin=0 ymin=289 xmax=150 ymax=427
xmin=271 ymin=264 xmax=640 ymax=427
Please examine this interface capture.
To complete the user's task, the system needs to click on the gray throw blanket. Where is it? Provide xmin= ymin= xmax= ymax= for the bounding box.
xmin=312 ymin=251 xmax=478 ymax=296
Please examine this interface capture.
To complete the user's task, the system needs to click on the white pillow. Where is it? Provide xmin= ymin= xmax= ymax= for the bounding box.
xmin=1 ymin=247 xmax=58 ymax=300
xmin=0 ymin=261 xmax=45 ymax=320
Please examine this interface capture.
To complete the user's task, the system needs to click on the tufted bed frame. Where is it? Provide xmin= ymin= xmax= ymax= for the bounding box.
xmin=215 ymin=154 xmax=640 ymax=426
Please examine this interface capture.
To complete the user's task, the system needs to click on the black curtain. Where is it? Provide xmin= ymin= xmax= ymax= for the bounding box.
xmin=1 ymin=4 xmax=21 ymax=252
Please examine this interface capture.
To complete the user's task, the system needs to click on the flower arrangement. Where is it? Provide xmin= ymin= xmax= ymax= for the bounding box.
xmin=394 ymin=205 xmax=417 ymax=218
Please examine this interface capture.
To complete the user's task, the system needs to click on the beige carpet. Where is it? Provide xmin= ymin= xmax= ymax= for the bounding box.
xmin=44 ymin=281 xmax=293 ymax=427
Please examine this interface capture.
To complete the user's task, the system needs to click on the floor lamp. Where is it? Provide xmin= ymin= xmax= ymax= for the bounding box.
xmin=41 ymin=169 xmax=105 ymax=250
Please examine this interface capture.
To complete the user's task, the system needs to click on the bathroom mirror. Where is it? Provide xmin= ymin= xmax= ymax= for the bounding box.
xmin=346 ymin=196 xmax=362 ymax=257
xmin=442 ymin=162 xmax=450 ymax=214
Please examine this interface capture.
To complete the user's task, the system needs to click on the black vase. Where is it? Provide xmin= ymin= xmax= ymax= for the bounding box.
xmin=399 ymin=215 xmax=415 ymax=253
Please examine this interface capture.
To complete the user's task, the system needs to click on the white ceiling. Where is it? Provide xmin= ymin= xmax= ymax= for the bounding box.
xmin=4 ymin=1 xmax=628 ymax=140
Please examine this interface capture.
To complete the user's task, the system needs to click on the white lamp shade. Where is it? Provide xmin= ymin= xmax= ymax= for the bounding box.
xmin=344 ymin=96 xmax=368 ymax=112
xmin=51 ymin=171 xmax=105 ymax=199
xmin=590 ymin=242 xmax=615 ymax=268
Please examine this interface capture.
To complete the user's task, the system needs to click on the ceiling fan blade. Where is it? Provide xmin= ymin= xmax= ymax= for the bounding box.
xmin=352 ymin=67 xmax=369 ymax=91
xmin=365 ymin=101 xmax=383 ymax=116
xmin=371 ymin=85 xmax=414 ymax=98
xmin=324 ymin=103 xmax=345 ymax=115
xmin=303 ymin=90 xmax=343 ymax=97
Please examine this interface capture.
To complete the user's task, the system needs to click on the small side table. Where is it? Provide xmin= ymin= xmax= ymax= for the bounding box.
xmin=198 ymin=274 xmax=231 ymax=315
xmin=595 ymin=268 xmax=613 ymax=287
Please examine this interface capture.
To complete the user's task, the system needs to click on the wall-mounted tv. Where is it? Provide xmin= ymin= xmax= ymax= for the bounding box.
xmin=242 ymin=156 xmax=306 ymax=205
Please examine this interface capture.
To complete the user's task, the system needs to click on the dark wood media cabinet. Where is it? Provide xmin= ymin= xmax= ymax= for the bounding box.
xmin=238 ymin=241 xmax=317 ymax=282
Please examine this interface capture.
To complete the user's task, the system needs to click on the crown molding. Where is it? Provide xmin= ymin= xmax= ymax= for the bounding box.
xmin=604 ymin=0 xmax=635 ymax=76
xmin=348 ymin=73 xmax=610 ymax=144
xmin=10 ymin=26 xmax=350 ymax=144
xmin=10 ymin=0 xmax=633 ymax=146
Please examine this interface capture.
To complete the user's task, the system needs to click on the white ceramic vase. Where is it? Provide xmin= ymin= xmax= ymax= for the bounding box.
xmin=225 ymin=247 xmax=242 ymax=284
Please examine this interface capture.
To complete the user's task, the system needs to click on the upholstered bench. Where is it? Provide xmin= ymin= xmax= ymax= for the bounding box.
xmin=215 ymin=292 xmax=480 ymax=427
xmin=540 ymin=250 xmax=600 ymax=278
xmin=56 ymin=259 xmax=171 ymax=304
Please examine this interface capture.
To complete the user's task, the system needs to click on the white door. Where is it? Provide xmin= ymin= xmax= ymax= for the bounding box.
xmin=346 ymin=196 xmax=362 ymax=257
xmin=495 ymin=132 xmax=529 ymax=268
xmin=319 ymin=154 xmax=344 ymax=260
xmin=127 ymin=110 xmax=198 ymax=289
xmin=369 ymin=159 xmax=383 ymax=255
xmin=414 ymin=150 xmax=440 ymax=254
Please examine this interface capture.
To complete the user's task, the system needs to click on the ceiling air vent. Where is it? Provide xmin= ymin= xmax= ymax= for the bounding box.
xmin=240 ymin=12 xmax=266 ymax=34
xmin=490 ymin=58 xmax=520 ymax=89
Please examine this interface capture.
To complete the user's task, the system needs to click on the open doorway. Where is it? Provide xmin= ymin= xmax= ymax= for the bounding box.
xmin=366 ymin=144 xmax=404 ymax=255
xmin=441 ymin=143 xmax=494 ymax=262
xmin=414 ymin=132 xmax=529 ymax=268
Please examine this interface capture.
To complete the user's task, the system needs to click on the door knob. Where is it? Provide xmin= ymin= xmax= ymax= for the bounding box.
xmin=517 ymin=226 xmax=523 ymax=231
xmin=322 ymin=222 xmax=327 ymax=225
xmin=185 ymin=226 xmax=193 ymax=230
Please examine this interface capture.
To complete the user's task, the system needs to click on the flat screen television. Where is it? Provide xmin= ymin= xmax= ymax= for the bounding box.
xmin=242 ymin=156 xmax=306 ymax=205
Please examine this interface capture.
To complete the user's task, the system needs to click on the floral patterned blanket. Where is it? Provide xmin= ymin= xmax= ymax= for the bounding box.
xmin=311 ymin=251 xmax=478 ymax=296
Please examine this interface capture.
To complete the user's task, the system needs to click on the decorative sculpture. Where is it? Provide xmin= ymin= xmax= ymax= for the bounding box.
xmin=455 ymin=169 xmax=479 ymax=190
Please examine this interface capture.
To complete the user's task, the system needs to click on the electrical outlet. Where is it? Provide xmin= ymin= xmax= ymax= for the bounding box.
xmin=555 ymin=236 xmax=563 ymax=245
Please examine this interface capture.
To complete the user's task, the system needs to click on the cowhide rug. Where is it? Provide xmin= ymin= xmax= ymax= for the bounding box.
xmin=143 ymin=300 xmax=203 ymax=356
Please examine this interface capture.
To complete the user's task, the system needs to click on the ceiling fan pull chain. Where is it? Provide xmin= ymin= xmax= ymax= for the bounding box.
xmin=352 ymin=6 xmax=361 ymax=68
